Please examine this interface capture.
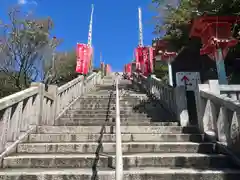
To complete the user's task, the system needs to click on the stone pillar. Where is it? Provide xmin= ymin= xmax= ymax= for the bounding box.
xmin=48 ymin=85 xmax=58 ymax=125
xmin=174 ymin=86 xmax=189 ymax=127
xmin=31 ymin=83 xmax=44 ymax=125
xmin=195 ymin=80 xmax=220 ymax=141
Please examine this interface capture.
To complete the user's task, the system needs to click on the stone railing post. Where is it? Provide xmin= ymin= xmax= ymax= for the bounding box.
xmin=30 ymin=82 xmax=44 ymax=125
xmin=195 ymin=80 xmax=220 ymax=140
xmin=150 ymin=74 xmax=156 ymax=94
xmin=48 ymin=85 xmax=58 ymax=125
xmin=174 ymin=86 xmax=189 ymax=127
xmin=208 ymin=80 xmax=220 ymax=95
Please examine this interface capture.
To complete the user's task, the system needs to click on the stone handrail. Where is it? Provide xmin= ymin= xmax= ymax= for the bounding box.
xmin=195 ymin=80 xmax=240 ymax=148
xmin=115 ymin=74 xmax=123 ymax=180
xmin=195 ymin=80 xmax=240 ymax=166
xmin=132 ymin=72 xmax=189 ymax=127
xmin=0 ymin=72 xmax=102 ymax=154
xmin=219 ymin=84 xmax=240 ymax=100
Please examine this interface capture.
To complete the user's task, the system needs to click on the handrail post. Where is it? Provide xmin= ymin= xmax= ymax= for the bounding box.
xmin=115 ymin=73 xmax=123 ymax=180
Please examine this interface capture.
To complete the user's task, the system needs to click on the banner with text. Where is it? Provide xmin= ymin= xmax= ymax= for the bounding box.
xmin=76 ymin=43 xmax=91 ymax=75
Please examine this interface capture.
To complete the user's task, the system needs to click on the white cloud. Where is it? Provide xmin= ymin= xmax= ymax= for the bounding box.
xmin=18 ymin=0 xmax=27 ymax=5
xmin=18 ymin=0 xmax=37 ymax=5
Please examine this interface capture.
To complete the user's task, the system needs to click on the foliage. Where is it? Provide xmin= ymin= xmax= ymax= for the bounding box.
xmin=154 ymin=62 xmax=168 ymax=80
xmin=44 ymin=50 xmax=102 ymax=87
xmin=0 ymin=7 xmax=57 ymax=97
xmin=152 ymin=0 xmax=240 ymax=52
xmin=46 ymin=51 xmax=78 ymax=86
xmin=152 ymin=0 xmax=240 ymax=83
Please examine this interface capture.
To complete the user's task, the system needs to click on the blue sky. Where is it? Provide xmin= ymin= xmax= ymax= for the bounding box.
xmin=0 ymin=0 xmax=161 ymax=72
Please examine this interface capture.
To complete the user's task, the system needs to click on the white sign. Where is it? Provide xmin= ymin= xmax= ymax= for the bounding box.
xmin=176 ymin=72 xmax=201 ymax=91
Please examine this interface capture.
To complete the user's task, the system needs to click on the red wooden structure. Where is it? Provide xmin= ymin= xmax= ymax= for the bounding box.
xmin=153 ymin=39 xmax=168 ymax=53
xmin=160 ymin=51 xmax=178 ymax=61
xmin=153 ymin=39 xmax=177 ymax=62
xmin=152 ymin=39 xmax=177 ymax=86
xmin=190 ymin=15 xmax=240 ymax=84
xmin=190 ymin=15 xmax=240 ymax=60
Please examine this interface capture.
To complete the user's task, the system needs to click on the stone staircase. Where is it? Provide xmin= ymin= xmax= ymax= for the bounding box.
xmin=0 ymin=75 xmax=240 ymax=180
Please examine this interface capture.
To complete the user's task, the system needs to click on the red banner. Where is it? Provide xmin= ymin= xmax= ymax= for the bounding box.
xmin=131 ymin=62 xmax=136 ymax=73
xmin=124 ymin=63 xmax=132 ymax=79
xmin=105 ymin=64 xmax=111 ymax=74
xmin=135 ymin=46 xmax=154 ymax=76
xmin=88 ymin=47 xmax=93 ymax=71
xmin=76 ymin=43 xmax=91 ymax=75
xmin=148 ymin=47 xmax=154 ymax=74
xmin=135 ymin=47 xmax=145 ymax=73
xmin=135 ymin=47 xmax=141 ymax=72
xmin=124 ymin=64 xmax=127 ymax=73
xmin=142 ymin=47 xmax=149 ymax=75
xmin=76 ymin=43 xmax=87 ymax=74
xmin=100 ymin=61 xmax=104 ymax=70
xmin=126 ymin=63 xmax=131 ymax=74
xmin=83 ymin=46 xmax=89 ymax=74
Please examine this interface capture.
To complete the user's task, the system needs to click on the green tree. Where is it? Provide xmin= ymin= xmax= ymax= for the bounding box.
xmin=47 ymin=51 xmax=78 ymax=86
xmin=47 ymin=50 xmax=101 ymax=86
xmin=152 ymin=0 xmax=240 ymax=83
xmin=0 ymin=7 xmax=57 ymax=97
xmin=152 ymin=0 xmax=240 ymax=51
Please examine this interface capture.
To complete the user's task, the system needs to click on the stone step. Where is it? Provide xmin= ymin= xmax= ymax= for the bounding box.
xmin=78 ymin=98 xmax=147 ymax=101
xmin=61 ymin=114 xmax=150 ymax=119
xmin=66 ymin=109 xmax=146 ymax=112
xmin=58 ymin=117 xmax=151 ymax=121
xmin=3 ymin=153 xmax=232 ymax=169
xmin=76 ymin=99 xmax=147 ymax=105
xmin=58 ymin=118 xmax=154 ymax=124
xmin=64 ymin=110 xmax=162 ymax=117
xmin=75 ymin=99 xmax=148 ymax=103
xmin=76 ymin=101 xmax=148 ymax=105
xmin=69 ymin=106 xmax=136 ymax=110
xmin=71 ymin=102 xmax=145 ymax=107
xmin=64 ymin=110 xmax=149 ymax=116
xmin=0 ymin=167 xmax=239 ymax=180
xmin=70 ymin=104 xmax=137 ymax=109
xmin=81 ymin=95 xmax=114 ymax=98
xmin=17 ymin=142 xmax=214 ymax=154
xmin=75 ymin=101 xmax=148 ymax=105
xmin=37 ymin=126 xmax=199 ymax=134
xmin=56 ymin=121 xmax=179 ymax=126
xmin=29 ymin=133 xmax=200 ymax=142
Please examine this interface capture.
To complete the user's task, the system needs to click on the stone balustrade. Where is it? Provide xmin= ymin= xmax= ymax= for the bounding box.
xmin=132 ymin=72 xmax=189 ymax=127
xmin=0 ymin=72 xmax=101 ymax=154
xmin=195 ymin=80 xmax=240 ymax=161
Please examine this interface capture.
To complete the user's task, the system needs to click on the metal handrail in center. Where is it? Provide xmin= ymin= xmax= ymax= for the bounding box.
xmin=115 ymin=74 xmax=123 ymax=180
